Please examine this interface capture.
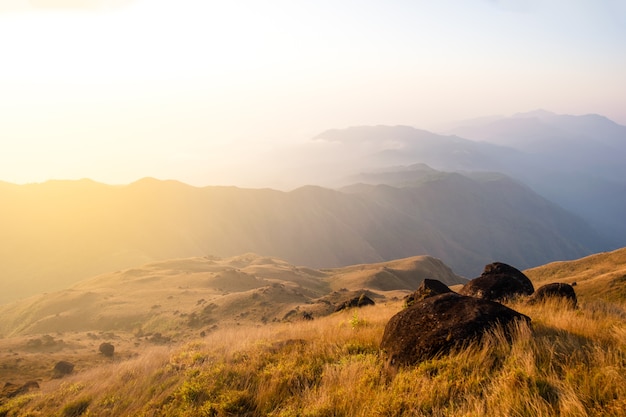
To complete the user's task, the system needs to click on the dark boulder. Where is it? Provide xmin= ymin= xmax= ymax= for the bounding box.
xmin=405 ymin=279 xmax=453 ymax=307
xmin=99 ymin=342 xmax=115 ymax=358
xmin=53 ymin=360 xmax=75 ymax=378
xmin=334 ymin=293 xmax=375 ymax=312
xmin=528 ymin=283 xmax=577 ymax=308
xmin=381 ymin=293 xmax=530 ymax=366
xmin=1 ymin=381 xmax=39 ymax=399
xmin=460 ymin=262 xmax=534 ymax=301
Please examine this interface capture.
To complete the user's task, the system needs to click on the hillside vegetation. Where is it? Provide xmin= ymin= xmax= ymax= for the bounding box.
xmin=526 ymin=247 xmax=626 ymax=303
xmin=1 ymin=295 xmax=624 ymax=416
xmin=1 ymin=249 xmax=626 ymax=416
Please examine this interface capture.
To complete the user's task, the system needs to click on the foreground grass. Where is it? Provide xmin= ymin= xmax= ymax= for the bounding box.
xmin=2 ymin=299 xmax=625 ymax=417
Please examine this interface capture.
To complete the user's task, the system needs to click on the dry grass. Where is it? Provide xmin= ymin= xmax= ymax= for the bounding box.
xmin=2 ymin=296 xmax=625 ymax=417
xmin=525 ymin=247 xmax=626 ymax=303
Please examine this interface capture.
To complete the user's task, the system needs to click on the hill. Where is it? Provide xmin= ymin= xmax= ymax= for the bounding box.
xmin=0 ymin=249 xmax=625 ymax=416
xmin=525 ymin=246 xmax=626 ymax=303
xmin=0 ymin=174 xmax=606 ymax=303
xmin=0 ymin=253 xmax=464 ymax=338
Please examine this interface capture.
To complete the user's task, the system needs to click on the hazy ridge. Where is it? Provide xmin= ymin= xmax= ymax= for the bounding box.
xmin=0 ymin=169 xmax=605 ymax=304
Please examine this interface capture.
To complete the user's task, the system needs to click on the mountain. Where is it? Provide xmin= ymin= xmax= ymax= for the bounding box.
xmin=312 ymin=125 xmax=522 ymax=177
xmin=309 ymin=114 xmax=626 ymax=247
xmin=0 ymin=175 xmax=606 ymax=304
xmin=442 ymin=111 xmax=626 ymax=244
xmin=0 ymin=253 xmax=465 ymax=337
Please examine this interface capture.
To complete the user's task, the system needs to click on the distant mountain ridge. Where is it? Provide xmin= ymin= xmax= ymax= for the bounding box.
xmin=0 ymin=173 xmax=607 ymax=304
xmin=308 ymin=112 xmax=626 ymax=247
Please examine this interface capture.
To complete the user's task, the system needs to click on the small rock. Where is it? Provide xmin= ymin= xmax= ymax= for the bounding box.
xmin=334 ymin=293 xmax=375 ymax=312
xmin=53 ymin=361 xmax=75 ymax=378
xmin=404 ymin=279 xmax=453 ymax=306
xmin=99 ymin=342 xmax=115 ymax=358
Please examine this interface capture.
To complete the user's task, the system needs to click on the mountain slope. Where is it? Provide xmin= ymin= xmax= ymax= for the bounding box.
xmin=0 ymin=175 xmax=606 ymax=303
xmin=525 ymin=247 xmax=626 ymax=303
xmin=443 ymin=111 xmax=626 ymax=244
xmin=342 ymin=172 xmax=606 ymax=275
xmin=308 ymin=114 xmax=626 ymax=246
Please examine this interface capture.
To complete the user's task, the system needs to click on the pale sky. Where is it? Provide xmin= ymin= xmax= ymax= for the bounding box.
xmin=1 ymin=0 xmax=625 ymax=187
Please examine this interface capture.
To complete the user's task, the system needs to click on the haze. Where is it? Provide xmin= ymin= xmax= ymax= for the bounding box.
xmin=1 ymin=0 xmax=625 ymax=188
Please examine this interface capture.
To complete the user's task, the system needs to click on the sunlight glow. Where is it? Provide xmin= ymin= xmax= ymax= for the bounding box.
xmin=0 ymin=0 xmax=624 ymax=186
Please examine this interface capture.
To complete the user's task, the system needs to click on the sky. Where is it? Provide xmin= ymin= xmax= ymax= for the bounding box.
xmin=1 ymin=0 xmax=625 ymax=187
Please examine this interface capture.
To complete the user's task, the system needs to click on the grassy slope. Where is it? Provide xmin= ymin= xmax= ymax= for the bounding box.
xmin=1 ymin=249 xmax=626 ymax=416
xmin=1 ymin=297 xmax=625 ymax=417
xmin=526 ymin=247 xmax=626 ymax=303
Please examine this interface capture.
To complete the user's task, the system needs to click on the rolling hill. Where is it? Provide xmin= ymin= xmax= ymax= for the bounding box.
xmin=1 ymin=248 xmax=625 ymax=417
xmin=0 ymin=253 xmax=465 ymax=337
xmin=525 ymin=246 xmax=626 ymax=303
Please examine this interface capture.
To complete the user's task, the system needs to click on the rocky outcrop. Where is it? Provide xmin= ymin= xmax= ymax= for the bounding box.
xmin=1 ymin=381 xmax=39 ymax=401
xmin=381 ymin=293 xmax=530 ymax=366
xmin=460 ymin=262 xmax=534 ymax=301
xmin=334 ymin=293 xmax=375 ymax=312
xmin=528 ymin=283 xmax=577 ymax=308
xmin=404 ymin=279 xmax=453 ymax=307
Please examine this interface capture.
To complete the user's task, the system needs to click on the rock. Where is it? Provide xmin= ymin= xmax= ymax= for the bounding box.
xmin=1 ymin=381 xmax=39 ymax=399
xmin=381 ymin=293 xmax=530 ymax=366
xmin=99 ymin=342 xmax=115 ymax=357
xmin=528 ymin=283 xmax=577 ymax=308
xmin=334 ymin=293 xmax=375 ymax=312
xmin=405 ymin=279 xmax=453 ymax=306
xmin=459 ymin=262 xmax=534 ymax=301
xmin=53 ymin=360 xmax=75 ymax=378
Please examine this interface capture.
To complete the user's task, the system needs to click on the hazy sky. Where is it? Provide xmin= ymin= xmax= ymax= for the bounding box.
xmin=1 ymin=0 xmax=625 ymax=186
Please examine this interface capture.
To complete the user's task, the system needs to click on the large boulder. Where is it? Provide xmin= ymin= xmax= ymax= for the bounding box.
xmin=528 ymin=283 xmax=577 ymax=308
xmin=381 ymin=293 xmax=530 ymax=366
xmin=404 ymin=279 xmax=453 ymax=307
xmin=460 ymin=262 xmax=534 ymax=301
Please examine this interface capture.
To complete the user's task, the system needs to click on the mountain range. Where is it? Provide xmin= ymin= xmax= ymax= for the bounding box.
xmin=1 ymin=109 xmax=623 ymax=304
xmin=308 ymin=110 xmax=626 ymax=245
xmin=0 ymin=169 xmax=607 ymax=304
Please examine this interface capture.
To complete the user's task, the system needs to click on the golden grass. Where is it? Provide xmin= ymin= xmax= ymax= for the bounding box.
xmin=2 ymin=298 xmax=625 ymax=417
xmin=525 ymin=247 xmax=626 ymax=304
